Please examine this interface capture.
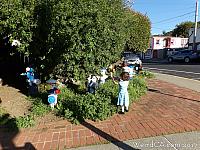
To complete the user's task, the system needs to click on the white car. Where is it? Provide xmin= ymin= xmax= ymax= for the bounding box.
xmin=127 ymin=58 xmax=142 ymax=65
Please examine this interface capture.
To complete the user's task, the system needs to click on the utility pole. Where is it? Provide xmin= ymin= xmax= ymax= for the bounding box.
xmin=193 ymin=0 xmax=199 ymax=50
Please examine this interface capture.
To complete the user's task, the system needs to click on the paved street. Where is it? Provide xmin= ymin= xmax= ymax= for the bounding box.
xmin=143 ymin=61 xmax=200 ymax=81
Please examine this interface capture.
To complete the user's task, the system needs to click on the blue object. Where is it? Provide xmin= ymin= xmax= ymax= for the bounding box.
xmin=117 ymin=80 xmax=129 ymax=107
xmin=26 ymin=71 xmax=34 ymax=81
xmin=21 ymin=68 xmax=35 ymax=81
xmin=48 ymin=95 xmax=56 ymax=104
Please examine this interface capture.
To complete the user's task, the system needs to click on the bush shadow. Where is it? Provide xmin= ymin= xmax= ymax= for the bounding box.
xmin=81 ymin=121 xmax=140 ymax=150
xmin=148 ymin=88 xmax=200 ymax=102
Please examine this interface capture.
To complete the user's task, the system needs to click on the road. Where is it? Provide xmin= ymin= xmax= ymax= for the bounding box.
xmin=143 ymin=62 xmax=200 ymax=81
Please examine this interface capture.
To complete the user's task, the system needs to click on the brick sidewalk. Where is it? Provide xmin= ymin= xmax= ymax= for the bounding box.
xmin=1 ymin=79 xmax=200 ymax=150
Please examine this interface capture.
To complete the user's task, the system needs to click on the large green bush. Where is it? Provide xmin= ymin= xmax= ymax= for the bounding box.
xmin=57 ymin=78 xmax=147 ymax=124
xmin=44 ymin=0 xmax=128 ymax=80
xmin=1 ymin=0 xmax=151 ymax=81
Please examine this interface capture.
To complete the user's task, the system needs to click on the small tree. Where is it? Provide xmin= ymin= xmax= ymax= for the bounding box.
xmin=171 ymin=21 xmax=194 ymax=38
xmin=125 ymin=10 xmax=151 ymax=53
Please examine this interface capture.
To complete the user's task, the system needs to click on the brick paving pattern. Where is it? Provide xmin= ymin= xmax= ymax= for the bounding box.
xmin=1 ymin=79 xmax=200 ymax=150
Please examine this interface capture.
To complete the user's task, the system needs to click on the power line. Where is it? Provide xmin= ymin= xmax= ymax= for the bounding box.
xmin=152 ymin=11 xmax=195 ymax=24
xmin=152 ymin=15 xmax=194 ymax=25
xmin=151 ymin=14 xmax=194 ymax=32
xmin=152 ymin=27 xmax=174 ymax=31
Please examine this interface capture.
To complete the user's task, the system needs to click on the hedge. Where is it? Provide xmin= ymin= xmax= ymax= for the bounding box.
xmin=57 ymin=77 xmax=147 ymax=124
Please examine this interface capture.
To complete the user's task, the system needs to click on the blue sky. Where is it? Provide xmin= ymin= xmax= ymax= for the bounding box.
xmin=132 ymin=0 xmax=197 ymax=35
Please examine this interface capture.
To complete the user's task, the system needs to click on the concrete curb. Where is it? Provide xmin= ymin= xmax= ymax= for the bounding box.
xmin=153 ymin=72 xmax=200 ymax=92
xmin=69 ymin=131 xmax=200 ymax=150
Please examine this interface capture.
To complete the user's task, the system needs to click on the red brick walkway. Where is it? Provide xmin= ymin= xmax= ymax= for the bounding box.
xmin=1 ymin=79 xmax=200 ymax=150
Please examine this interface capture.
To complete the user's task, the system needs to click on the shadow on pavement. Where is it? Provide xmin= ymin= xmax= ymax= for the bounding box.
xmin=148 ymin=88 xmax=200 ymax=103
xmin=0 ymin=114 xmax=36 ymax=150
xmin=81 ymin=121 xmax=140 ymax=150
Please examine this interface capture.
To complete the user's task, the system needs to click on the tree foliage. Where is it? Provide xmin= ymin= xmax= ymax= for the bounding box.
xmin=171 ymin=21 xmax=194 ymax=38
xmin=125 ymin=10 xmax=151 ymax=52
xmin=0 ymin=0 xmax=36 ymax=53
xmin=163 ymin=21 xmax=196 ymax=37
xmin=0 ymin=0 xmax=151 ymax=81
xmin=46 ymin=0 xmax=128 ymax=80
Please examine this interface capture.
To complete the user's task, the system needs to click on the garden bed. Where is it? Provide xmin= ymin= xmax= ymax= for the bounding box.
xmin=0 ymin=85 xmax=31 ymax=117
xmin=0 ymin=71 xmax=154 ymax=130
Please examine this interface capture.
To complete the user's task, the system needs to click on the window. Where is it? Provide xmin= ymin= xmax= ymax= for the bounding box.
xmin=156 ymin=40 xmax=159 ymax=44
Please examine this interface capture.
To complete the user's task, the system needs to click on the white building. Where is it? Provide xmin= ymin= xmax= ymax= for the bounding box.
xmin=150 ymin=36 xmax=188 ymax=50
xmin=147 ymin=36 xmax=188 ymax=59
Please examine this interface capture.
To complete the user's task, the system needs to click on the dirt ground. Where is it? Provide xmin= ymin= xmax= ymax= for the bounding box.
xmin=0 ymin=85 xmax=31 ymax=117
xmin=0 ymin=84 xmax=64 ymax=127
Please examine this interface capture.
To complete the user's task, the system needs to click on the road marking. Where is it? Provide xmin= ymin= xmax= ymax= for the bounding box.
xmin=144 ymin=67 xmax=200 ymax=75
xmin=143 ymin=67 xmax=200 ymax=84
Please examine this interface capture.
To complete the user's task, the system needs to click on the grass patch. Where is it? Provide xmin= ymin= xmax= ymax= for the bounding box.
xmin=0 ymin=96 xmax=51 ymax=130
xmin=0 ymin=71 xmax=152 ymax=129
xmin=139 ymin=70 xmax=155 ymax=78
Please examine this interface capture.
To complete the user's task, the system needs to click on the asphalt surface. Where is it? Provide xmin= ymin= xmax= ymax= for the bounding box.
xmin=143 ymin=62 xmax=200 ymax=81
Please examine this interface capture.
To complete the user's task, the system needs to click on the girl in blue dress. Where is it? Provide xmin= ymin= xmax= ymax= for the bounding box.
xmin=112 ymin=72 xmax=130 ymax=114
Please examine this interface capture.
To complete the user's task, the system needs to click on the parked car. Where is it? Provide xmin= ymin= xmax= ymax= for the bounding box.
xmin=122 ymin=51 xmax=142 ymax=65
xmin=168 ymin=50 xmax=200 ymax=63
xmin=126 ymin=58 xmax=142 ymax=65
xmin=166 ymin=48 xmax=178 ymax=56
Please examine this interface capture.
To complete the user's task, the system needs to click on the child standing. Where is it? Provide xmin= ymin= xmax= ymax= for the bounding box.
xmin=112 ymin=72 xmax=130 ymax=114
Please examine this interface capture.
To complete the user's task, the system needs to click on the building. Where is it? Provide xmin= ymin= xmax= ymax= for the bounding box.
xmin=148 ymin=36 xmax=188 ymax=59
xmin=150 ymin=36 xmax=188 ymax=50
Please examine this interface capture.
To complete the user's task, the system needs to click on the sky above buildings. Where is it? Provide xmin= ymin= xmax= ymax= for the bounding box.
xmin=132 ymin=0 xmax=198 ymax=35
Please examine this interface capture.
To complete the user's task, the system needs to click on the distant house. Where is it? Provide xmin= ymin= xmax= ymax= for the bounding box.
xmin=148 ymin=36 xmax=188 ymax=59
xmin=150 ymin=36 xmax=188 ymax=50
xmin=188 ymin=28 xmax=200 ymax=50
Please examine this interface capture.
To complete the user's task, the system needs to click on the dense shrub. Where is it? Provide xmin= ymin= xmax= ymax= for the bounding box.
xmin=129 ymin=77 xmax=147 ymax=102
xmin=57 ymin=78 xmax=147 ymax=124
xmin=0 ymin=74 xmax=149 ymax=128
